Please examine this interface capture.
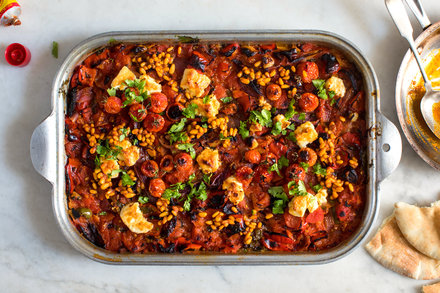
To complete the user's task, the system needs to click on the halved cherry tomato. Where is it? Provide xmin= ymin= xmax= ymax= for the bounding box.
xmin=104 ymin=96 xmax=122 ymax=114
xmin=306 ymin=207 xmax=324 ymax=223
xmin=285 ymin=164 xmax=306 ymax=182
xmin=141 ymin=160 xmax=159 ymax=177
xmin=174 ymin=153 xmax=193 ymax=172
xmin=298 ymin=147 xmax=317 ymax=167
xmin=149 ymin=178 xmax=166 ymax=198
xmin=160 ymin=155 xmax=174 ymax=172
xmin=129 ymin=104 xmax=147 ymax=122
xmin=299 ymin=93 xmax=319 ymax=112
xmin=296 ymin=61 xmax=319 ymax=83
xmin=149 ymin=92 xmax=168 ymax=114
xmin=266 ymin=84 xmax=282 ymax=101
xmin=143 ymin=114 xmax=165 ymax=132
xmin=245 ymin=150 xmax=261 ymax=164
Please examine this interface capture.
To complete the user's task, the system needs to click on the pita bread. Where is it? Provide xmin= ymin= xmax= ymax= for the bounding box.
xmin=365 ymin=215 xmax=440 ymax=280
xmin=423 ymin=282 xmax=440 ymax=293
xmin=395 ymin=202 xmax=440 ymax=260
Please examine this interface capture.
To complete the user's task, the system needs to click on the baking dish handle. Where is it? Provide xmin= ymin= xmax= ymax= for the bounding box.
xmin=376 ymin=113 xmax=402 ymax=183
xmin=30 ymin=113 xmax=57 ymax=184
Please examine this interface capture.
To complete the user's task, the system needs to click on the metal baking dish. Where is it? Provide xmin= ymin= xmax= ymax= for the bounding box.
xmin=394 ymin=0 xmax=440 ymax=170
xmin=30 ymin=30 xmax=401 ymax=265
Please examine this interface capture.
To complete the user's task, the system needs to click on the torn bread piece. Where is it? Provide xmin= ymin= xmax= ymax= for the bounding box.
xmin=365 ymin=215 xmax=440 ymax=280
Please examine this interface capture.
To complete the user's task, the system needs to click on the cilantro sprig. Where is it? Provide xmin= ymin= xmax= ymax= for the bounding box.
xmin=177 ymin=143 xmax=196 ymax=159
xmin=168 ymin=118 xmax=188 ymax=144
xmin=268 ymin=186 xmax=289 ymax=214
xmin=249 ymin=109 xmax=272 ymax=128
xmin=268 ymin=156 xmax=289 ymax=177
xmin=182 ymin=103 xmax=198 ymax=119
xmin=312 ymin=79 xmax=336 ymax=104
xmin=95 ymin=140 xmax=122 ymax=166
xmin=221 ymin=96 xmax=233 ymax=103
xmin=288 ymin=180 xmax=308 ymax=197
xmin=313 ymin=162 xmax=327 ymax=176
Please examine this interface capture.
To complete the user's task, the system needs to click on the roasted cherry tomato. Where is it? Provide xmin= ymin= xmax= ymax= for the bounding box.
xmin=296 ymin=61 xmax=319 ymax=83
xmin=254 ymin=166 xmax=273 ymax=184
xmin=160 ymin=155 xmax=174 ymax=172
xmin=299 ymin=93 xmax=319 ymax=112
xmin=266 ymin=84 xmax=282 ymax=101
xmin=285 ymin=164 xmax=306 ymax=182
xmin=104 ymin=96 xmax=123 ymax=114
xmin=298 ymin=147 xmax=317 ymax=167
xmin=245 ymin=150 xmax=261 ymax=164
xmin=149 ymin=178 xmax=166 ymax=198
xmin=174 ymin=153 xmax=193 ymax=172
xmin=235 ymin=166 xmax=254 ymax=187
xmin=129 ymin=104 xmax=147 ymax=122
xmin=260 ymin=43 xmax=276 ymax=51
xmin=141 ymin=160 xmax=159 ymax=177
xmin=143 ymin=114 xmax=165 ymax=132
xmin=149 ymin=92 xmax=168 ymax=114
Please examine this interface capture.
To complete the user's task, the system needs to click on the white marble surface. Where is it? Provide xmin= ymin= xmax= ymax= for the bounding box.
xmin=1 ymin=0 xmax=440 ymax=292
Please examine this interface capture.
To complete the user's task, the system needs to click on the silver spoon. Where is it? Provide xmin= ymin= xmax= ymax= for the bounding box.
xmin=386 ymin=0 xmax=440 ymax=139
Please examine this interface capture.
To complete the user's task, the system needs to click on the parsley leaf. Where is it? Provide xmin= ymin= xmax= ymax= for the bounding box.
xmin=250 ymin=109 xmax=272 ymax=127
xmin=203 ymin=95 xmax=211 ymax=104
xmin=52 ymin=41 xmax=59 ymax=59
xmin=177 ymin=143 xmax=196 ymax=159
xmin=312 ymin=184 xmax=323 ymax=193
xmin=95 ymin=140 xmax=122 ymax=166
xmin=221 ymin=96 xmax=233 ymax=103
xmin=121 ymin=172 xmax=134 ymax=186
xmin=107 ymin=88 xmax=117 ymax=97
xmin=162 ymin=182 xmax=185 ymax=200
xmin=285 ymin=99 xmax=298 ymax=119
xmin=169 ymin=118 xmax=187 ymax=133
xmin=239 ymin=121 xmax=250 ymax=139
xmin=288 ymin=180 xmax=308 ymax=197
xmin=279 ymin=156 xmax=289 ymax=168
xmin=271 ymin=121 xmax=286 ymax=136
xmin=177 ymin=35 xmax=200 ymax=43
xmin=119 ymin=128 xmax=129 ymax=141
xmin=138 ymin=196 xmax=149 ymax=204
xmin=182 ymin=103 xmax=198 ymax=119
xmin=287 ymin=132 xmax=297 ymax=142
xmin=286 ymin=124 xmax=296 ymax=131
xmin=169 ymin=132 xmax=188 ymax=144
xmin=312 ymin=79 xmax=328 ymax=100
xmin=203 ymin=173 xmax=213 ymax=185
xmin=98 ymin=211 xmax=107 ymax=216
xmin=298 ymin=113 xmax=306 ymax=120
xmin=269 ymin=162 xmax=281 ymax=176
xmin=268 ymin=186 xmax=289 ymax=214
xmin=313 ymin=163 xmax=327 ymax=176
xmin=299 ymin=162 xmax=309 ymax=172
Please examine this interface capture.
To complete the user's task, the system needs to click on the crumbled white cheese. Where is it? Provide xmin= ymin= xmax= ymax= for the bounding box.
xmin=111 ymin=66 xmax=136 ymax=89
xmin=288 ymin=193 xmax=319 ymax=217
xmin=120 ymin=202 xmax=153 ymax=234
xmin=196 ymin=148 xmax=221 ymax=174
xmin=192 ymin=95 xmax=220 ymax=119
xmin=294 ymin=121 xmax=318 ymax=149
xmin=141 ymin=74 xmax=162 ymax=94
xmin=325 ymin=76 xmax=346 ymax=98
xmin=222 ymin=176 xmax=245 ymax=205
xmin=100 ymin=159 xmax=120 ymax=178
xmin=180 ymin=68 xmax=211 ymax=98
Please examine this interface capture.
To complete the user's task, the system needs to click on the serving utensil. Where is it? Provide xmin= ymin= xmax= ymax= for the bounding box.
xmin=386 ymin=0 xmax=440 ymax=139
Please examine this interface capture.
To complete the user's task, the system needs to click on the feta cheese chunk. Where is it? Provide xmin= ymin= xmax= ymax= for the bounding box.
xmin=196 ymin=148 xmax=221 ymax=174
xmin=111 ymin=66 xmax=136 ymax=89
xmin=315 ymin=188 xmax=328 ymax=206
xmin=118 ymin=145 xmax=140 ymax=167
xmin=120 ymin=202 xmax=153 ymax=234
xmin=180 ymin=68 xmax=211 ymax=98
xmin=294 ymin=121 xmax=318 ymax=149
xmin=325 ymin=76 xmax=346 ymax=98
xmin=141 ymin=74 xmax=162 ymax=94
xmin=192 ymin=96 xmax=220 ymax=119
xmin=100 ymin=159 xmax=120 ymax=178
xmin=288 ymin=193 xmax=319 ymax=217
xmin=222 ymin=176 xmax=245 ymax=205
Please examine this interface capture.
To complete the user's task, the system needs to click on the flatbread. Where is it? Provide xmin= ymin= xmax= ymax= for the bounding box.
xmin=423 ymin=282 xmax=440 ymax=293
xmin=395 ymin=201 xmax=440 ymax=260
xmin=365 ymin=215 xmax=440 ymax=280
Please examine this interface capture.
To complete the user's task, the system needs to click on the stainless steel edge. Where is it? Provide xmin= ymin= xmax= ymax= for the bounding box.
xmin=30 ymin=113 xmax=57 ymax=183
xmin=376 ymin=114 xmax=402 ymax=183
xmin=404 ymin=0 xmax=431 ymax=30
xmin=42 ymin=30 xmax=397 ymax=265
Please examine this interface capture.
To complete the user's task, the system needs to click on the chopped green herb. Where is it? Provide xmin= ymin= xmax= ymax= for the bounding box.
xmin=271 ymin=121 xmax=286 ymax=136
xmin=285 ymin=99 xmax=298 ymax=119
xmin=219 ymin=133 xmax=230 ymax=140
xmin=182 ymin=103 xmax=198 ymax=119
xmin=299 ymin=162 xmax=309 ymax=172
xmin=221 ymin=96 xmax=233 ymax=103
xmin=169 ymin=132 xmax=188 ymax=144
xmin=288 ymin=180 xmax=308 ymax=197
xmin=108 ymin=38 xmax=118 ymax=44
xmin=98 ymin=211 xmax=107 ymax=216
xmin=203 ymin=173 xmax=213 ymax=185
xmin=250 ymin=109 xmax=272 ymax=127
xmin=312 ymin=184 xmax=323 ymax=193
xmin=203 ymin=95 xmax=211 ymax=104
xmin=268 ymin=186 xmax=289 ymax=214
xmin=177 ymin=143 xmax=196 ymax=159
xmin=286 ymin=124 xmax=296 ymax=131
xmin=121 ymin=172 xmax=135 ymax=186
xmin=52 ymin=41 xmax=59 ymax=59
xmin=312 ymin=79 xmax=328 ymax=100
xmin=120 ymin=79 xmax=149 ymax=107
xmin=278 ymin=156 xmax=289 ymax=168
xmin=95 ymin=140 xmax=122 ymax=166
xmin=177 ymin=35 xmax=200 ymax=43
xmin=313 ymin=162 xmax=327 ymax=176
xmin=119 ymin=128 xmax=129 ymax=141
xmin=298 ymin=113 xmax=306 ymax=120
xmin=239 ymin=121 xmax=250 ymax=139
xmin=287 ymin=132 xmax=297 ymax=142
xmin=169 ymin=118 xmax=187 ymax=133
xmin=138 ymin=196 xmax=149 ymax=204
xmin=162 ymin=182 xmax=185 ymax=200
xmin=107 ymin=88 xmax=117 ymax=97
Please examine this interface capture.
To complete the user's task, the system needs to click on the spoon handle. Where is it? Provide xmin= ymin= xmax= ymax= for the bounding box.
xmin=404 ymin=0 xmax=431 ymax=30
xmin=385 ymin=0 xmax=432 ymax=89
